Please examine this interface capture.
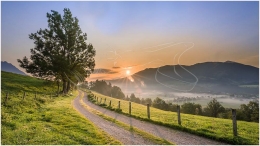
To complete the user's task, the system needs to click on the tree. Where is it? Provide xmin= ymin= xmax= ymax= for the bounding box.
xmin=237 ymin=101 xmax=259 ymax=122
xmin=152 ymin=97 xmax=168 ymax=110
xmin=181 ymin=102 xmax=195 ymax=114
xmin=89 ymin=80 xmax=125 ymax=99
xmin=168 ymin=103 xmax=178 ymax=112
xmin=111 ymin=86 xmax=125 ymax=99
xmin=130 ymin=93 xmax=136 ymax=102
xmin=203 ymin=98 xmax=225 ymax=117
xmin=145 ymin=98 xmax=152 ymax=105
xmin=17 ymin=8 xmax=95 ymax=94
xmin=181 ymin=102 xmax=202 ymax=115
xmin=194 ymin=103 xmax=203 ymax=115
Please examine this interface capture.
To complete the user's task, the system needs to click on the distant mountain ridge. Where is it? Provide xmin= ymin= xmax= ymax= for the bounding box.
xmin=1 ymin=61 xmax=27 ymax=76
xmin=134 ymin=61 xmax=258 ymax=85
xmin=108 ymin=61 xmax=259 ymax=94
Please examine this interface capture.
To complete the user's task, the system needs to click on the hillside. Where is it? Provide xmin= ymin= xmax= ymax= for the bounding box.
xmin=1 ymin=61 xmax=27 ymax=75
xmin=109 ymin=61 xmax=259 ymax=94
xmin=1 ymin=71 xmax=120 ymax=145
xmin=86 ymin=90 xmax=259 ymax=144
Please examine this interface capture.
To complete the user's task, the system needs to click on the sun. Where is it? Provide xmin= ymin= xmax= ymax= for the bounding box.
xmin=126 ymin=70 xmax=130 ymax=75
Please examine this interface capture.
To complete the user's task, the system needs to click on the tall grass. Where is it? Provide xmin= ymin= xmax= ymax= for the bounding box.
xmin=88 ymin=90 xmax=259 ymax=145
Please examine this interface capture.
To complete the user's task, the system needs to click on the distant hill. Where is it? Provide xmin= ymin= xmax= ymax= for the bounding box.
xmin=1 ymin=61 xmax=27 ymax=76
xmin=108 ymin=61 xmax=259 ymax=95
xmin=133 ymin=61 xmax=258 ymax=85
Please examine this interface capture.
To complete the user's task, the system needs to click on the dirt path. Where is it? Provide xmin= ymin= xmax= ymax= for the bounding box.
xmin=73 ymin=92 xmax=157 ymax=145
xmin=81 ymin=91 xmax=226 ymax=145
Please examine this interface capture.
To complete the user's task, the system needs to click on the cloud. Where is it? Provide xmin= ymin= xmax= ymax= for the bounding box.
xmin=112 ymin=66 xmax=121 ymax=69
xmin=92 ymin=68 xmax=118 ymax=74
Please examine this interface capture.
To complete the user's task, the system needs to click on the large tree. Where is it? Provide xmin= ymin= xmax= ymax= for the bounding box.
xmin=203 ymin=98 xmax=225 ymax=117
xmin=17 ymin=8 xmax=95 ymax=94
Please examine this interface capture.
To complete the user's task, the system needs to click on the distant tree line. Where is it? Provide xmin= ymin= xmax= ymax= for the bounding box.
xmin=82 ymin=80 xmax=259 ymax=123
xmin=85 ymin=80 xmax=125 ymax=99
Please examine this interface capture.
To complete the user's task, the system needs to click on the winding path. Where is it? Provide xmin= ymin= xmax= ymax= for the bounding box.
xmin=77 ymin=91 xmax=226 ymax=145
xmin=73 ymin=92 xmax=156 ymax=145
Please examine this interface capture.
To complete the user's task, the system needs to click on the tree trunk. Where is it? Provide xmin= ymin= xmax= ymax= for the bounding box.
xmin=63 ymin=80 xmax=67 ymax=94
xmin=66 ymin=81 xmax=71 ymax=93
xmin=57 ymin=81 xmax=60 ymax=93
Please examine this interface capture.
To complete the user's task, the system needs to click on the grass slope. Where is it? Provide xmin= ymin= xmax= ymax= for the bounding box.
xmin=1 ymin=71 xmax=121 ymax=145
xmin=87 ymin=90 xmax=259 ymax=145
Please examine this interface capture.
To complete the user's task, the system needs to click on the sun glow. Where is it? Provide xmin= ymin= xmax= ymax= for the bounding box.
xmin=126 ymin=70 xmax=130 ymax=75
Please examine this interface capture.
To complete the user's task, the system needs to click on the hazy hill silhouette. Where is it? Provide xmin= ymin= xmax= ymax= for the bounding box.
xmin=1 ymin=61 xmax=27 ymax=76
xmin=108 ymin=61 xmax=259 ymax=94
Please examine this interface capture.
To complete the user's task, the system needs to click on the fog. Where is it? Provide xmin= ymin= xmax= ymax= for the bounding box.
xmin=120 ymin=88 xmax=258 ymax=108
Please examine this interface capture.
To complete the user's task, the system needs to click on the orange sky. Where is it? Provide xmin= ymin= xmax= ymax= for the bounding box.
xmin=1 ymin=1 xmax=259 ymax=81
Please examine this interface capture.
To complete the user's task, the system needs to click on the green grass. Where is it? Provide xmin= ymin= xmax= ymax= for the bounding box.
xmin=78 ymin=95 xmax=174 ymax=145
xmin=1 ymin=71 xmax=121 ymax=145
xmin=86 ymin=90 xmax=259 ymax=145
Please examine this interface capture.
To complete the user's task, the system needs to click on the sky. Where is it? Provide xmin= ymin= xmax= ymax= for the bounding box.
xmin=1 ymin=1 xmax=259 ymax=81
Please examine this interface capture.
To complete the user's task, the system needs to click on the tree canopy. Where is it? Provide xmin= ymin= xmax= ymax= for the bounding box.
xmin=204 ymin=98 xmax=225 ymax=117
xmin=89 ymin=80 xmax=125 ymax=99
xmin=17 ymin=8 xmax=96 ymax=94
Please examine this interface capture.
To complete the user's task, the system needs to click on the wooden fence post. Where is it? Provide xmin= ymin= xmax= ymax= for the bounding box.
xmin=177 ymin=105 xmax=181 ymax=125
xmin=97 ymin=97 xmax=98 ymax=102
xmin=232 ymin=109 xmax=237 ymax=136
xmin=4 ymin=92 xmax=8 ymax=105
xmin=118 ymin=101 xmax=121 ymax=109
xmin=104 ymin=98 xmax=106 ymax=104
xmin=109 ymin=100 xmax=111 ymax=107
xmin=129 ymin=102 xmax=131 ymax=115
xmin=147 ymin=104 xmax=150 ymax=119
xmin=23 ymin=92 xmax=26 ymax=100
xmin=100 ymin=98 xmax=103 ymax=103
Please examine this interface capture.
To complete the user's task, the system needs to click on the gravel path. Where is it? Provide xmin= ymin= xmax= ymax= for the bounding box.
xmin=81 ymin=91 xmax=226 ymax=145
xmin=73 ymin=92 xmax=156 ymax=145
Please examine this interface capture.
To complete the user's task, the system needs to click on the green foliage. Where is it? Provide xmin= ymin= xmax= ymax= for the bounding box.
xmin=203 ymin=98 xmax=225 ymax=117
xmin=17 ymin=8 xmax=96 ymax=94
xmin=152 ymin=97 xmax=168 ymax=110
xmin=181 ymin=102 xmax=202 ymax=115
xmin=236 ymin=101 xmax=259 ymax=122
xmin=141 ymin=98 xmax=152 ymax=105
xmin=1 ymin=72 xmax=120 ymax=145
xmin=90 ymin=80 xmax=125 ymax=99
xmin=111 ymin=86 xmax=125 ymax=99
xmin=128 ymin=93 xmax=140 ymax=103
xmin=87 ymin=90 xmax=259 ymax=145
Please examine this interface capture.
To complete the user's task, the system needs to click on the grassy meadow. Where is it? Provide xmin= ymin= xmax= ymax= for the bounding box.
xmin=1 ymin=71 xmax=120 ymax=145
xmin=87 ymin=90 xmax=259 ymax=145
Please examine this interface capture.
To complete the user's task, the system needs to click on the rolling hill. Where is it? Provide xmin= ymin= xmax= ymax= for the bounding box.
xmin=108 ymin=61 xmax=259 ymax=95
xmin=1 ymin=61 xmax=27 ymax=75
xmin=1 ymin=71 xmax=120 ymax=145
